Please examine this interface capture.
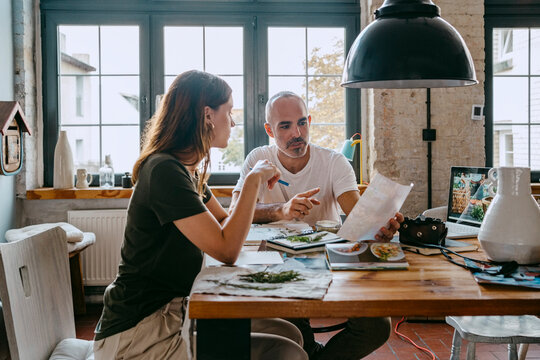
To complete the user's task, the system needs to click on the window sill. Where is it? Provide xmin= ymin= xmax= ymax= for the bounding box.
xmin=26 ymin=186 xmax=237 ymax=200
xmin=26 ymin=185 xmax=370 ymax=200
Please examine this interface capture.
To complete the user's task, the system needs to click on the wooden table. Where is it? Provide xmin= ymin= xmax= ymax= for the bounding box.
xmin=189 ymin=244 xmax=540 ymax=359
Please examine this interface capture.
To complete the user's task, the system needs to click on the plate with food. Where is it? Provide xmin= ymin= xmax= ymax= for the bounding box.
xmin=370 ymin=243 xmax=404 ymax=261
xmin=328 ymin=242 xmax=367 ymax=256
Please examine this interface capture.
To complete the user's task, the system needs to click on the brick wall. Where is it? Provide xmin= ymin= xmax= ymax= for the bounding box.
xmin=365 ymin=0 xmax=485 ymax=217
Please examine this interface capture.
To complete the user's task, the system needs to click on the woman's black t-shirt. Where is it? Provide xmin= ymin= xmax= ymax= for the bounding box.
xmin=95 ymin=153 xmax=212 ymax=341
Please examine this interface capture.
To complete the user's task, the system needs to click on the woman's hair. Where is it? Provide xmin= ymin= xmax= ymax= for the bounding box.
xmin=132 ymin=70 xmax=232 ymax=194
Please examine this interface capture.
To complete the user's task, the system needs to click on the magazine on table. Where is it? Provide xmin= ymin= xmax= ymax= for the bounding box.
xmin=266 ymin=231 xmax=346 ymax=255
xmin=464 ymin=259 xmax=540 ymax=289
xmin=325 ymin=240 xmax=409 ymax=270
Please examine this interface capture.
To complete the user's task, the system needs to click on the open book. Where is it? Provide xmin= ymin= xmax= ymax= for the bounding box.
xmin=325 ymin=241 xmax=409 ymax=270
xmin=266 ymin=231 xmax=346 ymax=255
xmin=245 ymin=222 xmax=313 ymax=246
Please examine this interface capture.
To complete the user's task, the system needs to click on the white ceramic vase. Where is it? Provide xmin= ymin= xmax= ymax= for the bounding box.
xmin=53 ymin=130 xmax=74 ymax=189
xmin=478 ymin=167 xmax=540 ymax=264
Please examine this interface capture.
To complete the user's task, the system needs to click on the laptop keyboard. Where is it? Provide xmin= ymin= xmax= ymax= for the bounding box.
xmin=446 ymin=222 xmax=479 ymax=238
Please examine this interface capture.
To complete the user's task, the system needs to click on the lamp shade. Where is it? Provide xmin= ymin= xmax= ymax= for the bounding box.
xmin=341 ymin=0 xmax=477 ymax=89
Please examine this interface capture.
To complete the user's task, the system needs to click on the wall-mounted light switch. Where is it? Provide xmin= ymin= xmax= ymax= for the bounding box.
xmin=471 ymin=104 xmax=484 ymax=120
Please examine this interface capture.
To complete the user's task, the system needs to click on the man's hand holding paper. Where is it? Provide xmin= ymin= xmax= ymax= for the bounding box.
xmin=338 ymin=173 xmax=413 ymax=242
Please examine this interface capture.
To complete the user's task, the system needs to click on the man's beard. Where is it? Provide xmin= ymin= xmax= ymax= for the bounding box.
xmin=285 ymin=137 xmax=308 ymax=158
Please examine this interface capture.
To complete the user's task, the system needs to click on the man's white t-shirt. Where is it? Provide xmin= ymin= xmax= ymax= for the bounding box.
xmin=233 ymin=144 xmax=359 ymax=225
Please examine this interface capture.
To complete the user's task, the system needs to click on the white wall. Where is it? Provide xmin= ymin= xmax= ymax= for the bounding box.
xmin=0 ymin=0 xmax=15 ymax=242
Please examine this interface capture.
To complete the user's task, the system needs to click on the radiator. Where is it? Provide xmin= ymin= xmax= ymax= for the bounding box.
xmin=68 ymin=209 xmax=127 ymax=286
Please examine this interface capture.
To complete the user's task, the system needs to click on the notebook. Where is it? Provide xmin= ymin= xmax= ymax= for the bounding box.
xmin=445 ymin=166 xmax=491 ymax=239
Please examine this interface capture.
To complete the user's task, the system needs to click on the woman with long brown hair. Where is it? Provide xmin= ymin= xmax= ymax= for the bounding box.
xmin=93 ymin=70 xmax=307 ymax=359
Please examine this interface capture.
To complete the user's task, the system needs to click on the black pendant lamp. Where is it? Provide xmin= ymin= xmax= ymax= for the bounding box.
xmin=341 ymin=0 xmax=477 ymax=89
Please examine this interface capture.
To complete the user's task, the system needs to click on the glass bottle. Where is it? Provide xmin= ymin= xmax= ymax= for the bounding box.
xmin=99 ymin=154 xmax=114 ymax=188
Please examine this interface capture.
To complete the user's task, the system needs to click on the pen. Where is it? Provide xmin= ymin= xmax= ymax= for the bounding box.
xmin=249 ymin=168 xmax=289 ymax=186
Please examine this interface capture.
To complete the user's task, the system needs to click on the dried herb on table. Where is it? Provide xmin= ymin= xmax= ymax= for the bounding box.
xmin=206 ymin=280 xmax=278 ymax=291
xmin=287 ymin=233 xmax=325 ymax=243
xmin=239 ymin=270 xmax=304 ymax=284
xmin=206 ymin=270 xmax=303 ymax=290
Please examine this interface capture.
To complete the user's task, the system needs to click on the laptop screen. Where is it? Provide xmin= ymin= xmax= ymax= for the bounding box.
xmin=447 ymin=166 xmax=491 ymax=226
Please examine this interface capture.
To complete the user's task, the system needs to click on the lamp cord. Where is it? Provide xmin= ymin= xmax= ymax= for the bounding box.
xmin=403 ymin=240 xmax=519 ymax=276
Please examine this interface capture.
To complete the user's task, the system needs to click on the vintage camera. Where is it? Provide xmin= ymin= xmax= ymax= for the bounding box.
xmin=398 ymin=215 xmax=447 ymax=247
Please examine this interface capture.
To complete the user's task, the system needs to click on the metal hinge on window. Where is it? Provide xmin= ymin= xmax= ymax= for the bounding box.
xmin=252 ymin=16 xmax=257 ymax=30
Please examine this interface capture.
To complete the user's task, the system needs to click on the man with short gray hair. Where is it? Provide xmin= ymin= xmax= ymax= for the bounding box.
xmin=231 ymin=91 xmax=403 ymax=359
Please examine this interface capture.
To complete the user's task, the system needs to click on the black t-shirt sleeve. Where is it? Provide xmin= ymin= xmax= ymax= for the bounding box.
xmin=202 ymin=183 xmax=212 ymax=204
xmin=148 ymin=160 xmax=208 ymax=225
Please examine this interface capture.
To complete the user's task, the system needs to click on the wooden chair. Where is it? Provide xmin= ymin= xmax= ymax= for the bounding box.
xmin=446 ymin=315 xmax=540 ymax=360
xmin=0 ymin=227 xmax=93 ymax=360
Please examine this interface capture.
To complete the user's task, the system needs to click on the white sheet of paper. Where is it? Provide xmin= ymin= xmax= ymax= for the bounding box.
xmin=337 ymin=173 xmax=413 ymax=241
xmin=205 ymin=251 xmax=284 ymax=267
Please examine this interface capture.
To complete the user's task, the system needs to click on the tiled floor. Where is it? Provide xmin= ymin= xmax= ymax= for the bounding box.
xmin=76 ymin=306 xmax=540 ymax=359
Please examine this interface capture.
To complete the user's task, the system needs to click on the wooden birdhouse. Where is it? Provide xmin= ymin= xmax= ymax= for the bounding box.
xmin=0 ymin=101 xmax=31 ymax=176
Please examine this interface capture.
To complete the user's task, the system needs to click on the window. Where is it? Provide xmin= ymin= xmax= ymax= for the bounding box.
xmin=57 ymin=25 xmax=141 ymax=175
xmin=485 ymin=2 xmax=540 ymax=181
xmin=42 ymin=2 xmax=360 ymax=186
xmin=163 ymin=25 xmax=245 ymax=174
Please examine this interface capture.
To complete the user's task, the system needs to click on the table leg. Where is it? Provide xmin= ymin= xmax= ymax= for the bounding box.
xmin=69 ymin=252 xmax=86 ymax=315
xmin=196 ymin=318 xmax=250 ymax=360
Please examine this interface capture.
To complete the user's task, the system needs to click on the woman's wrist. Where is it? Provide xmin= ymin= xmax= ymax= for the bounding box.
xmin=244 ymin=171 xmax=263 ymax=190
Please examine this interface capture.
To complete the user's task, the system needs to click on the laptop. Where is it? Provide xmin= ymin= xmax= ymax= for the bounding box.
xmin=445 ymin=166 xmax=491 ymax=239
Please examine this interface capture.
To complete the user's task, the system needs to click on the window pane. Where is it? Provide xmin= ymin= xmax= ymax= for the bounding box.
xmin=493 ymin=77 xmax=528 ymax=123
xmin=268 ymin=27 xmax=305 ymax=75
xmin=493 ymin=124 xmax=528 ymax=167
xmin=101 ymin=76 xmax=140 ymax=124
xmin=101 ymin=26 xmax=139 ymax=74
xmin=165 ymin=76 xmax=176 ymax=93
xmin=58 ymin=26 xmax=99 ymax=75
xmin=210 ymin=125 xmax=243 ymax=173
xmin=492 ymin=28 xmax=529 ymax=76
xmin=102 ymin=126 xmax=140 ymax=173
xmin=268 ymin=76 xmax=305 ymax=99
xmin=164 ymin=27 xmax=204 ymax=75
xmin=60 ymin=76 xmax=99 ymax=125
xmin=531 ymin=29 xmax=540 ymax=75
xmin=310 ymin=124 xmax=345 ymax=151
xmin=307 ymin=28 xmax=344 ymax=75
xmin=213 ymin=75 xmax=244 ymax=173
xmin=532 ymin=125 xmax=540 ymax=170
xmin=205 ymin=27 xmax=243 ymax=74
xmin=61 ymin=126 xmax=100 ymax=173
xmin=533 ymin=76 xmax=540 ymax=123
xmin=308 ymin=76 xmax=345 ymax=151
xmin=220 ymin=75 xmax=244 ymax=123
xmin=307 ymin=76 xmax=344 ymax=124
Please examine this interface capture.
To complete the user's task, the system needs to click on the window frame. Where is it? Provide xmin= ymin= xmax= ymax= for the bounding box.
xmin=41 ymin=1 xmax=361 ymax=186
xmin=42 ymin=12 xmax=151 ymax=186
xmin=485 ymin=0 xmax=540 ymax=182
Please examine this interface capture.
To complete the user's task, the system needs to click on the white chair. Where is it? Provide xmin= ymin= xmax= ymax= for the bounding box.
xmin=423 ymin=207 xmax=540 ymax=359
xmin=0 ymin=227 xmax=93 ymax=360
xmin=446 ymin=315 xmax=540 ymax=360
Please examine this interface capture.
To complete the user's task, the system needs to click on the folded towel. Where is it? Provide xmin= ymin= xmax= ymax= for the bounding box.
xmin=5 ymin=222 xmax=84 ymax=243
xmin=67 ymin=232 xmax=95 ymax=253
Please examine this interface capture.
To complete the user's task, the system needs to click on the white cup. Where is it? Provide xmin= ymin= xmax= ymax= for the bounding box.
xmin=76 ymin=168 xmax=93 ymax=189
